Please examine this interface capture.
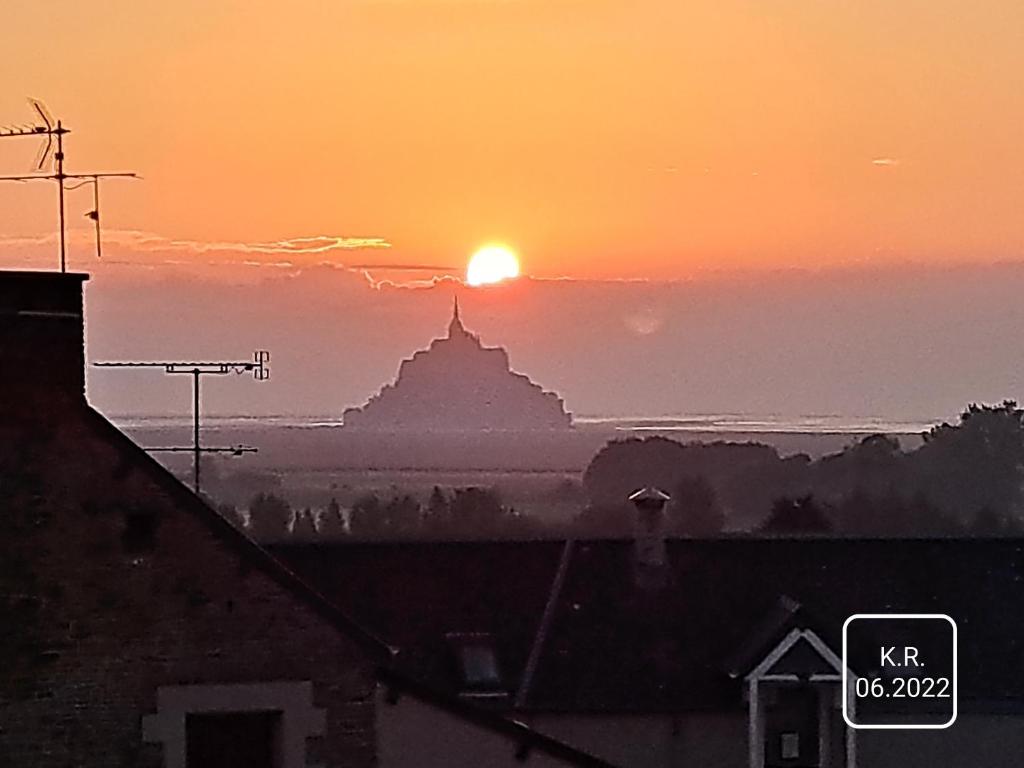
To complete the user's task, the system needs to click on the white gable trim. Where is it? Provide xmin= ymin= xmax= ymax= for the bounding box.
xmin=745 ymin=627 xmax=845 ymax=682
xmin=745 ymin=628 xmax=857 ymax=768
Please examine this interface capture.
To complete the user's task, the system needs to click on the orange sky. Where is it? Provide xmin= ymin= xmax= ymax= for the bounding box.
xmin=2 ymin=0 xmax=1024 ymax=279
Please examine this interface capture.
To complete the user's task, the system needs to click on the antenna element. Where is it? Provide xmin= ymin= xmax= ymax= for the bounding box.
xmin=0 ymin=99 xmax=137 ymax=271
xmin=94 ymin=351 xmax=271 ymax=493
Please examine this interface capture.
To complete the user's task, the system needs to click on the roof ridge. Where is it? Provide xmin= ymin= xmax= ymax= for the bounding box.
xmin=82 ymin=405 xmax=396 ymax=663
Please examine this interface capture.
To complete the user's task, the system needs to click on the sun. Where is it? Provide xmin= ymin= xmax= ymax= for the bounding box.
xmin=466 ymin=245 xmax=520 ymax=286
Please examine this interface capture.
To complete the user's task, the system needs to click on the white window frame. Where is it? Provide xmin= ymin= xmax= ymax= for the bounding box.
xmin=745 ymin=628 xmax=856 ymax=768
xmin=142 ymin=680 xmax=326 ymax=768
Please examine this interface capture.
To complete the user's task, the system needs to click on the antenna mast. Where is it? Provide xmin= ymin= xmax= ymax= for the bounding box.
xmin=0 ymin=98 xmax=136 ymax=272
xmin=94 ymin=352 xmax=271 ymax=494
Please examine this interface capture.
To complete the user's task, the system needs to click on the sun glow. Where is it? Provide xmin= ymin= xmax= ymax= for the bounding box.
xmin=466 ymin=245 xmax=520 ymax=286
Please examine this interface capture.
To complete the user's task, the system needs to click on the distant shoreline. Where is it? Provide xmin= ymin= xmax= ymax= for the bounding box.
xmin=114 ymin=417 xmax=928 ymax=473
xmin=106 ymin=412 xmax=939 ymax=436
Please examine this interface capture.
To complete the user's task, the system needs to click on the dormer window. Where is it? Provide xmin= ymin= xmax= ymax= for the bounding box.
xmin=461 ymin=643 xmax=500 ymax=687
xmin=446 ymin=632 xmax=503 ymax=691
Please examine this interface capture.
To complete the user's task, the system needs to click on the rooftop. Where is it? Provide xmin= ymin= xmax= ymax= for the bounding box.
xmin=273 ymin=536 xmax=1024 ymax=713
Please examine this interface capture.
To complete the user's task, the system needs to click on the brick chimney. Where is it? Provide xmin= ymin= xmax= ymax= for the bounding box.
xmin=628 ymin=486 xmax=671 ymax=589
xmin=0 ymin=271 xmax=89 ymax=404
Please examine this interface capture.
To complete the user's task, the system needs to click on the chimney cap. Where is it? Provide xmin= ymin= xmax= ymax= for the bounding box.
xmin=0 ymin=270 xmax=89 ymax=311
xmin=0 ymin=269 xmax=89 ymax=282
xmin=628 ymin=486 xmax=671 ymax=509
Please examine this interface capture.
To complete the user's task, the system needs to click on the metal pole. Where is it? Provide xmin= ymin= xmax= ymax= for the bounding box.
xmin=56 ymin=120 xmax=66 ymax=272
xmin=92 ymin=177 xmax=101 ymax=259
xmin=92 ymin=357 xmax=268 ymax=494
xmin=192 ymin=368 xmax=201 ymax=493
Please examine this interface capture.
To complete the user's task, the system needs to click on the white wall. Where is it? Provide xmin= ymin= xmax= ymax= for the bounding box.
xmin=528 ymin=713 xmax=747 ymax=768
xmin=858 ymin=714 xmax=1024 ymax=768
xmin=377 ymin=689 xmax=571 ymax=768
xmin=380 ymin=697 xmax=1024 ymax=768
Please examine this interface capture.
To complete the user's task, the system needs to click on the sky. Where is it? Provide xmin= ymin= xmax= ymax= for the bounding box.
xmin=1 ymin=1 xmax=1022 ymax=418
xmin=2 ymin=0 xmax=1024 ymax=278
xmin=71 ymin=259 xmax=1023 ymax=422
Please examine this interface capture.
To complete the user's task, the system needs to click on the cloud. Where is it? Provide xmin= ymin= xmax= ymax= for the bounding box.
xmin=0 ymin=228 xmax=471 ymax=296
xmin=348 ymin=263 xmax=458 ymax=272
xmin=0 ymin=230 xmax=389 ymax=253
xmin=146 ymin=233 xmax=392 ymax=256
xmin=871 ymin=157 xmax=900 ymax=167
xmin=0 ymin=228 xmax=465 ymax=277
xmin=95 ymin=231 xmax=392 ymax=259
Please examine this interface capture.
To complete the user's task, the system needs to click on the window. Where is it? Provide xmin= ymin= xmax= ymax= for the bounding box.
xmin=143 ymin=681 xmax=325 ymax=768
xmin=446 ymin=632 xmax=503 ymax=690
xmin=186 ymin=711 xmax=281 ymax=768
xmin=461 ymin=643 xmax=501 ymax=686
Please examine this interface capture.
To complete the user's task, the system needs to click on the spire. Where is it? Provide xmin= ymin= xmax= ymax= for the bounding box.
xmin=448 ymin=294 xmax=466 ymax=337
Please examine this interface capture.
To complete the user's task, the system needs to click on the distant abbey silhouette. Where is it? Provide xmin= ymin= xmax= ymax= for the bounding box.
xmin=342 ymin=297 xmax=572 ymax=431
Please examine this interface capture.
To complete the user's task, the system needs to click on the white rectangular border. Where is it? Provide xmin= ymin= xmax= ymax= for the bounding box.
xmin=842 ymin=613 xmax=957 ymax=730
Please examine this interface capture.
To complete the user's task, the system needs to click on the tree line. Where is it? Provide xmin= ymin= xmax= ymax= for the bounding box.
xmin=228 ymin=485 xmax=545 ymax=542
xmin=580 ymin=401 xmax=1024 ymax=536
xmin=223 ymin=401 xmax=1024 ymax=540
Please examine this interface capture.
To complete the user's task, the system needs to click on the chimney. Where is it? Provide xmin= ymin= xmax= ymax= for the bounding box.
xmin=0 ymin=271 xmax=89 ymax=405
xmin=629 ymin=486 xmax=671 ymax=588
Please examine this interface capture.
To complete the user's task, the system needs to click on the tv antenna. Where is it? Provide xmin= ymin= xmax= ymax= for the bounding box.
xmin=0 ymin=98 xmax=137 ymax=272
xmin=93 ymin=351 xmax=271 ymax=494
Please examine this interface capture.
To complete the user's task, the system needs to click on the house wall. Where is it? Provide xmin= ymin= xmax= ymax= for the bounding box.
xmin=525 ymin=713 xmax=748 ymax=768
xmin=376 ymin=689 xmax=569 ymax=768
xmin=0 ymin=408 xmax=377 ymax=768
xmin=523 ymin=712 xmax=1024 ymax=768
xmin=858 ymin=714 xmax=1024 ymax=768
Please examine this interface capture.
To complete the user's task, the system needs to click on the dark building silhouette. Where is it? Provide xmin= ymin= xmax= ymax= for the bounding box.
xmin=0 ymin=271 xmax=611 ymax=768
xmin=343 ymin=298 xmax=572 ymax=431
xmin=274 ymin=531 xmax=1024 ymax=768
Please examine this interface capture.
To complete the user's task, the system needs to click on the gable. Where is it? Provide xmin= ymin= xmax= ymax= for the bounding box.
xmin=0 ymin=404 xmax=386 ymax=766
xmin=768 ymin=639 xmax=838 ymax=678
xmin=746 ymin=629 xmax=843 ymax=681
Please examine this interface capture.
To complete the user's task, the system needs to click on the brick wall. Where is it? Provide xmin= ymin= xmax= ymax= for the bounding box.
xmin=0 ymin=405 xmax=377 ymax=767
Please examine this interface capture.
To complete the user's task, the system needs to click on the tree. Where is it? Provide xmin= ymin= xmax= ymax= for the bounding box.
xmin=912 ymin=401 xmax=1024 ymax=527
xmin=448 ymin=487 xmax=509 ymax=537
xmin=571 ymin=504 xmax=631 ymax=538
xmin=967 ymin=505 xmax=1024 ymax=537
xmin=247 ymin=492 xmax=292 ymax=541
xmin=812 ymin=434 xmax=906 ymax=503
xmin=668 ymin=475 xmax=725 ymax=535
xmin=292 ymin=507 xmax=318 ymax=540
xmin=348 ymin=493 xmax=384 ymax=538
xmin=318 ymin=497 xmax=347 ymax=538
xmin=216 ymin=503 xmax=244 ymax=531
xmin=759 ymin=495 xmax=832 ymax=534
xmin=349 ymin=493 xmax=422 ymax=539
xmin=384 ymin=495 xmax=422 ymax=537
xmin=501 ymin=506 xmax=545 ymax=538
xmin=833 ymin=489 xmax=962 ymax=537
xmin=424 ymin=486 xmax=450 ymax=531
xmin=581 ymin=436 xmax=808 ymax=533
